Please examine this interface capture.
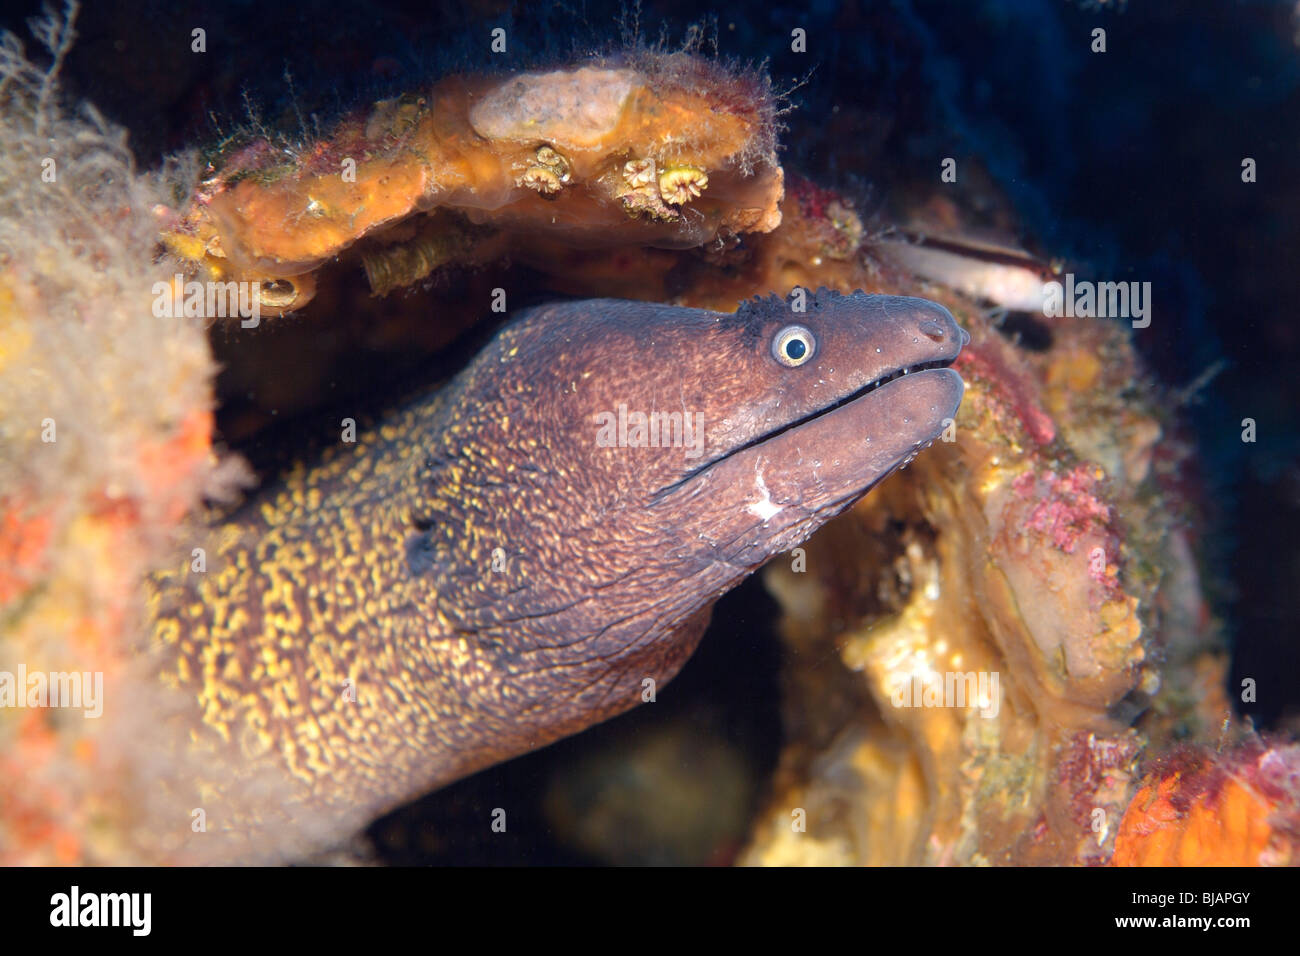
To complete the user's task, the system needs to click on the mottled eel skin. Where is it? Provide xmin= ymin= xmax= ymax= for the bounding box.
xmin=147 ymin=289 xmax=965 ymax=861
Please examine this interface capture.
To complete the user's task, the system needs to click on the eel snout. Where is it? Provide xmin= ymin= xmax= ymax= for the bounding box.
xmin=646 ymin=291 xmax=967 ymax=564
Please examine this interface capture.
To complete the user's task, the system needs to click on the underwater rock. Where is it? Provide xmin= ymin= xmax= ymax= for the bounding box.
xmin=541 ymin=707 xmax=758 ymax=866
xmin=1112 ymin=740 xmax=1300 ymax=866
xmin=732 ymin=197 xmax=1236 ymax=865
xmin=0 ymin=12 xmax=225 ymax=864
xmin=163 ymin=53 xmax=784 ymax=315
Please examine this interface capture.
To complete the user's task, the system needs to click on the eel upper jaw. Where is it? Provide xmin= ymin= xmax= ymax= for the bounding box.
xmin=650 ymin=352 xmax=963 ymax=501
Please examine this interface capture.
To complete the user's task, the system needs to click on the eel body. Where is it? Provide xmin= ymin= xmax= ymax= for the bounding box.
xmin=146 ymin=289 xmax=966 ymax=860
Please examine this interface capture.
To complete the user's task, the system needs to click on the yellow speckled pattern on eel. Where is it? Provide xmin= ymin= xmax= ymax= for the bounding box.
xmin=145 ymin=291 xmax=966 ymax=861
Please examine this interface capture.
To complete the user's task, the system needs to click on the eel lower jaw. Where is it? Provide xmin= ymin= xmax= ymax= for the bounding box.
xmin=644 ymin=365 xmax=964 ymax=571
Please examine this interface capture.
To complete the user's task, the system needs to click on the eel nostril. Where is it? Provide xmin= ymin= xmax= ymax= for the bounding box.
xmin=918 ymin=319 xmax=946 ymax=341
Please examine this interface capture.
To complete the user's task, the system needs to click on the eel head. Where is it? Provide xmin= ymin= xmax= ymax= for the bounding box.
xmin=407 ymin=288 xmax=965 ymax=733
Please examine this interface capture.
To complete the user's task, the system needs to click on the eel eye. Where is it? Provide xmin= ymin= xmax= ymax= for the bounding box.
xmin=772 ymin=324 xmax=816 ymax=367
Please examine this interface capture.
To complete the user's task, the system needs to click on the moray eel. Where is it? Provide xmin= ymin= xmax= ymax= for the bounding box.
xmin=147 ymin=288 xmax=966 ymax=861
